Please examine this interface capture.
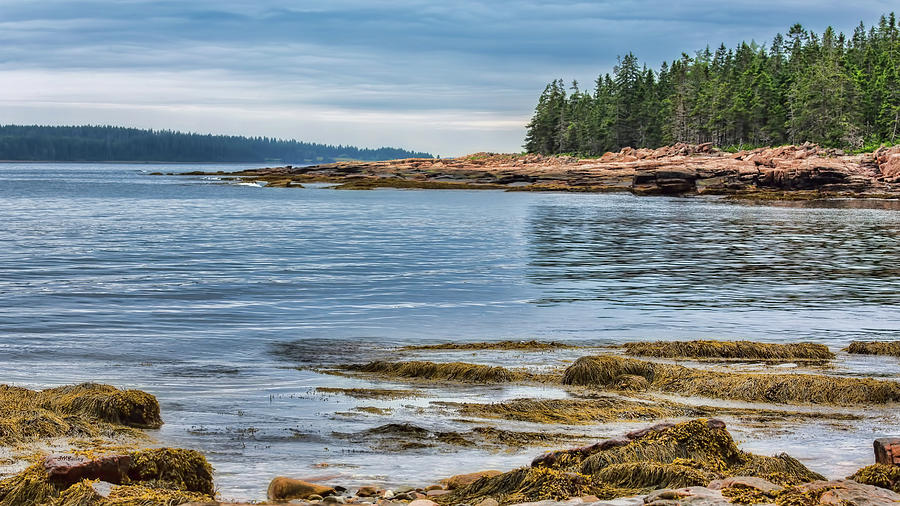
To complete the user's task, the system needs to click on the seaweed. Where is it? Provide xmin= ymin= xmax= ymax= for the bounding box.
xmin=454 ymin=397 xmax=679 ymax=424
xmin=622 ymin=340 xmax=834 ymax=362
xmin=844 ymin=341 xmax=900 ymax=357
xmin=440 ymin=467 xmax=629 ymax=505
xmin=849 ymin=464 xmax=900 ymax=493
xmin=315 ymin=387 xmax=422 ymax=399
xmin=127 ymin=448 xmax=215 ymax=495
xmin=400 ymin=340 xmax=573 ymax=351
xmin=562 ymin=355 xmax=900 ymax=405
xmin=0 ymin=384 xmax=158 ymax=447
xmin=341 ymin=360 xmax=546 ymax=384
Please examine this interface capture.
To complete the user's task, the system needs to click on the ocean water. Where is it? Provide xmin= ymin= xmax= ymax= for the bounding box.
xmin=1 ymin=162 xmax=899 ymax=501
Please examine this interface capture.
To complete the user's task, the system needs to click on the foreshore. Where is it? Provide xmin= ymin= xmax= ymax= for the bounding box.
xmin=170 ymin=144 xmax=900 ymax=201
xmin=2 ymin=339 xmax=899 ymax=505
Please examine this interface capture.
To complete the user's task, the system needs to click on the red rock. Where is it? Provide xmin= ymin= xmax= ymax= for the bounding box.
xmin=874 ymin=438 xmax=900 ymax=466
xmin=43 ymin=454 xmax=131 ymax=485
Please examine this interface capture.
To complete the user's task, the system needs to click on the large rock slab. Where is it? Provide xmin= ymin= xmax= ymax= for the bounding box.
xmin=43 ymin=454 xmax=131 ymax=485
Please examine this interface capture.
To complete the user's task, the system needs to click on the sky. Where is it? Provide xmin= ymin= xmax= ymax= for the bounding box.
xmin=0 ymin=1 xmax=894 ymax=156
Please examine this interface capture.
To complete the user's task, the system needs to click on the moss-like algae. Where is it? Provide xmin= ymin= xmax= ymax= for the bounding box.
xmin=622 ymin=340 xmax=834 ymax=362
xmin=849 ymin=464 xmax=900 ymax=493
xmin=844 ymin=341 xmax=900 ymax=357
xmin=563 ymin=355 xmax=900 ymax=405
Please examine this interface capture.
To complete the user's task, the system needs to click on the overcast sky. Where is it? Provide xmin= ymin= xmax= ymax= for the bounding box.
xmin=0 ymin=1 xmax=893 ymax=156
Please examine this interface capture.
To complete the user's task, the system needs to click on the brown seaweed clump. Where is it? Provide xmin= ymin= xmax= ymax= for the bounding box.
xmin=562 ymin=355 xmax=900 ymax=405
xmin=622 ymin=340 xmax=834 ymax=362
xmin=442 ymin=419 xmax=823 ymax=505
xmin=315 ymin=387 xmax=422 ymax=399
xmin=844 ymin=341 xmax=900 ymax=357
xmin=0 ymin=383 xmax=162 ymax=447
xmin=849 ymin=464 xmax=900 ymax=493
xmin=400 ymin=340 xmax=572 ymax=352
xmin=0 ymin=448 xmax=214 ymax=506
xmin=341 ymin=360 xmax=545 ymax=384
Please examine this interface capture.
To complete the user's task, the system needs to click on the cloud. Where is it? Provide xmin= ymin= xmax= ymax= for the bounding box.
xmin=0 ymin=0 xmax=892 ymax=155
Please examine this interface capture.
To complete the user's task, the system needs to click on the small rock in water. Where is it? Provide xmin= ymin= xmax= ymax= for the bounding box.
xmin=268 ymin=477 xmax=337 ymax=501
xmin=357 ymin=486 xmax=379 ymax=497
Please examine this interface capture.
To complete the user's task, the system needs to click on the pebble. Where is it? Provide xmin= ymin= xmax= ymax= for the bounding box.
xmin=408 ymin=500 xmax=439 ymax=506
xmin=383 ymin=490 xmax=395 ymax=499
xmin=424 ymin=485 xmax=443 ymax=492
xmin=323 ymin=496 xmax=346 ymax=504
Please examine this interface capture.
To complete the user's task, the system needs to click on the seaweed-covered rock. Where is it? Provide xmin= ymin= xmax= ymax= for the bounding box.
xmin=443 ymin=471 xmax=504 ymax=489
xmin=0 ymin=448 xmax=215 ymax=506
xmin=562 ymin=355 xmax=900 ymax=405
xmin=850 ymin=464 xmax=900 ymax=493
xmin=444 ymin=420 xmax=822 ymax=506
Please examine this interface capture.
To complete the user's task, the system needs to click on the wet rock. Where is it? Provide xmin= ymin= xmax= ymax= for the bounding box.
xmin=475 ymin=498 xmax=500 ymax=506
xmin=267 ymin=477 xmax=337 ymax=501
xmin=874 ymin=438 xmax=900 ymax=466
xmin=43 ymin=454 xmax=132 ymax=485
xmin=427 ymin=489 xmax=452 ymax=497
xmin=424 ymin=484 xmax=444 ymax=491
xmin=442 ymin=470 xmax=503 ymax=489
xmin=382 ymin=490 xmax=395 ymax=499
xmin=309 ymin=495 xmax=325 ymax=501
xmin=323 ymin=496 xmax=346 ymax=504
xmin=357 ymin=486 xmax=379 ymax=497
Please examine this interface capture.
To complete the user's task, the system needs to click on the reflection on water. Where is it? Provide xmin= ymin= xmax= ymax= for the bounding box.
xmin=527 ymin=199 xmax=900 ymax=308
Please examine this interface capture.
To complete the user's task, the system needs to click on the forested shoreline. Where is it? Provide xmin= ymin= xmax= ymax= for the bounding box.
xmin=0 ymin=125 xmax=431 ymax=163
xmin=525 ymin=13 xmax=900 ymax=155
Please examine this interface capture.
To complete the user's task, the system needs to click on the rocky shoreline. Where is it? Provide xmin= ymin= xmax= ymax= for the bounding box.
xmin=171 ymin=144 xmax=900 ymax=200
xmin=3 ymin=339 xmax=899 ymax=505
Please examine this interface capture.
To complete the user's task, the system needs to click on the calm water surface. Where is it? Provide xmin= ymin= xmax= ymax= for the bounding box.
xmin=1 ymin=163 xmax=899 ymax=501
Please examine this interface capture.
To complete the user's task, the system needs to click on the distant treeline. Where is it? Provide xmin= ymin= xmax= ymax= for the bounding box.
xmin=0 ymin=125 xmax=432 ymax=162
xmin=525 ymin=13 xmax=900 ymax=155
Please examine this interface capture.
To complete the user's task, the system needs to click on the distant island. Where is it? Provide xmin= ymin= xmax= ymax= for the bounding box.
xmin=525 ymin=13 xmax=899 ymax=155
xmin=0 ymin=125 xmax=432 ymax=163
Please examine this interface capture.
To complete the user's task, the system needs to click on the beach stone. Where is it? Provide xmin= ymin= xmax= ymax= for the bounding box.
xmin=268 ymin=477 xmax=337 ymax=501
xmin=382 ymin=490 xmax=395 ymax=499
xmin=357 ymin=486 xmax=379 ymax=497
xmin=409 ymin=500 xmax=439 ymax=506
xmin=442 ymin=470 xmax=503 ymax=489
xmin=644 ymin=487 xmax=728 ymax=506
xmin=707 ymin=476 xmax=782 ymax=494
xmin=476 ymin=498 xmax=500 ymax=506
xmin=426 ymin=489 xmax=452 ymax=497
xmin=424 ymin=484 xmax=444 ymax=491
xmin=323 ymin=496 xmax=345 ymax=504
xmin=874 ymin=438 xmax=900 ymax=466
xmin=43 ymin=454 xmax=132 ymax=485
xmin=91 ymin=481 xmax=114 ymax=498
xmin=309 ymin=495 xmax=324 ymax=501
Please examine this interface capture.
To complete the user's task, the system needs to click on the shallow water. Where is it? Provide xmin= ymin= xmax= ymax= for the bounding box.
xmin=1 ymin=163 xmax=899 ymax=501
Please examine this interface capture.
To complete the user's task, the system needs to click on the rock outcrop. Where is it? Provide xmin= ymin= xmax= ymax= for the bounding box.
xmin=193 ymin=143 xmax=900 ymax=200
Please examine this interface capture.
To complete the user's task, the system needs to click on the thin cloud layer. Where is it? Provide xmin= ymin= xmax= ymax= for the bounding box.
xmin=0 ymin=1 xmax=890 ymax=155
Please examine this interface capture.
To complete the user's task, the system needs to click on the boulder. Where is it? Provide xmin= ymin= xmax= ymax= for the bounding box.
xmin=442 ymin=470 xmax=503 ymax=489
xmin=794 ymin=479 xmax=900 ymax=505
xmin=43 ymin=454 xmax=131 ymax=486
xmin=357 ymin=485 xmax=379 ymax=497
xmin=874 ymin=438 xmax=900 ymax=466
xmin=644 ymin=486 xmax=729 ymax=506
xmin=267 ymin=476 xmax=337 ymax=501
